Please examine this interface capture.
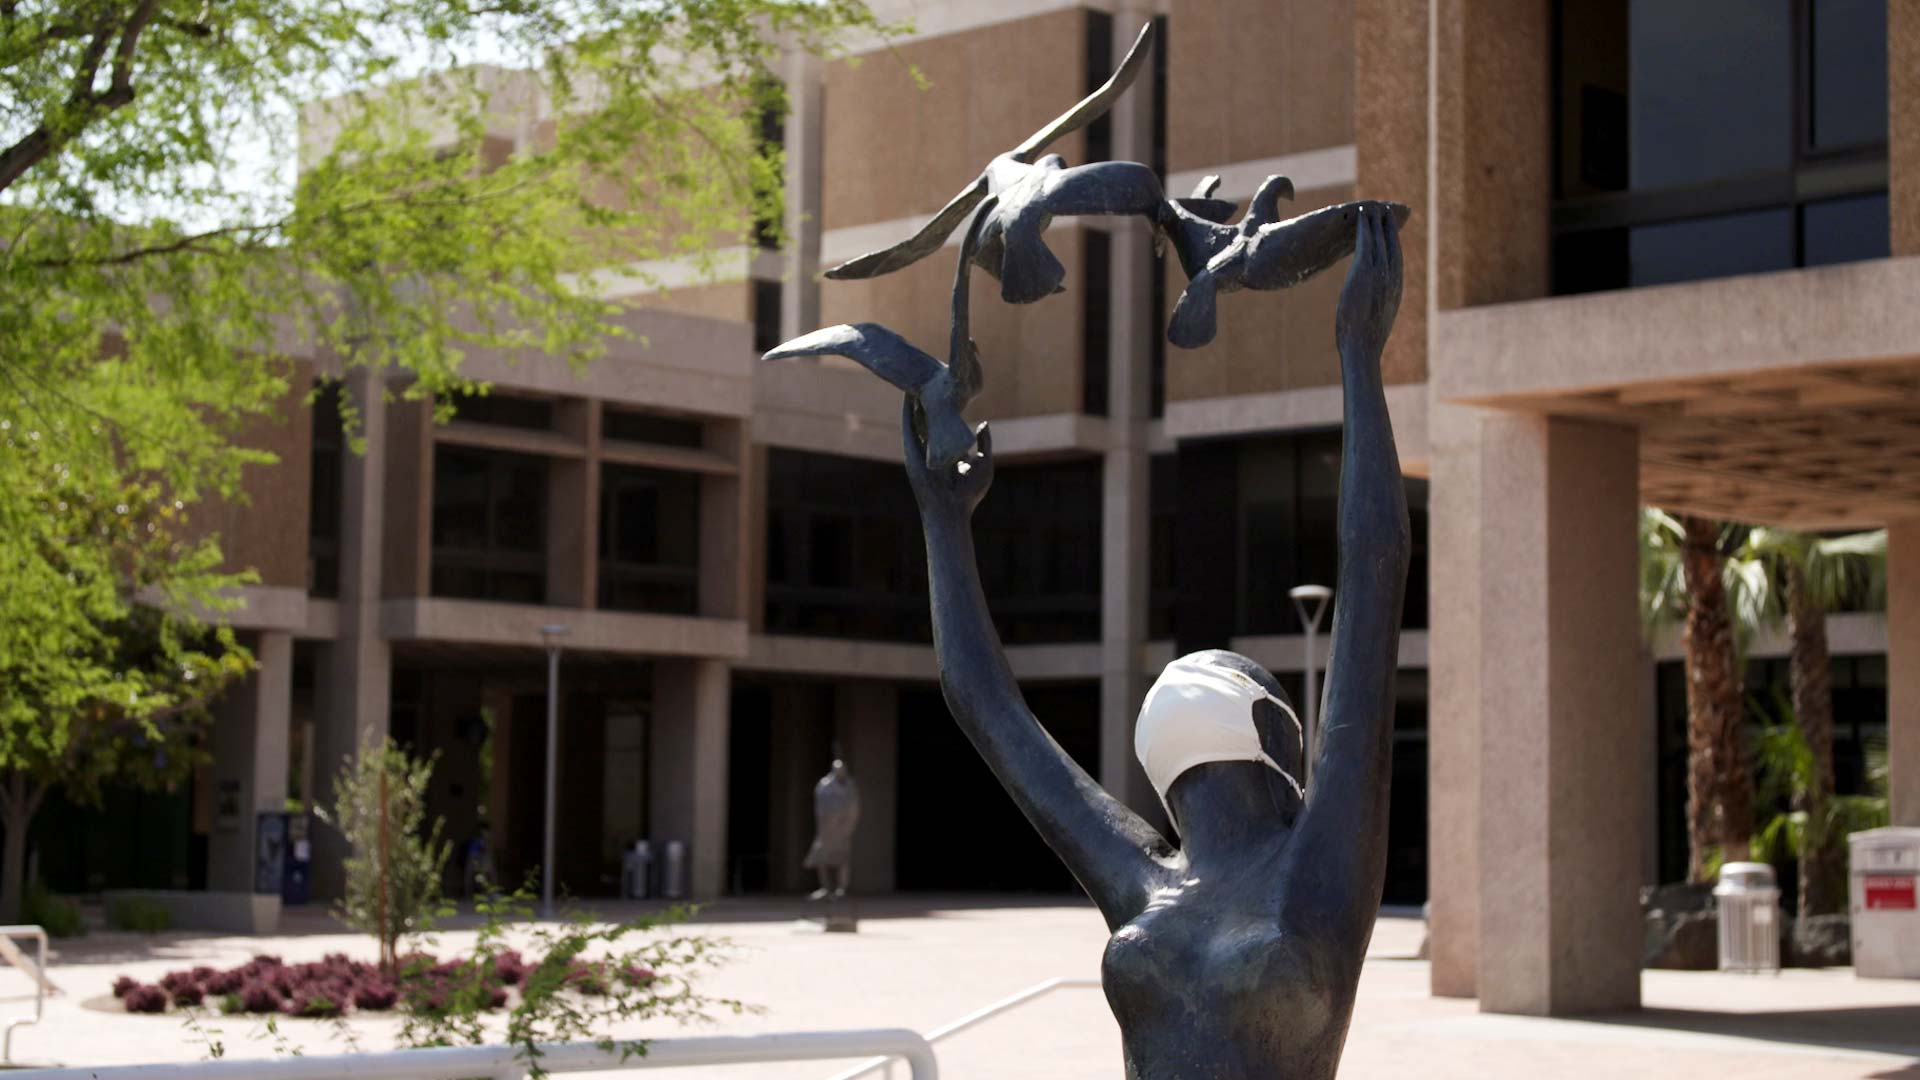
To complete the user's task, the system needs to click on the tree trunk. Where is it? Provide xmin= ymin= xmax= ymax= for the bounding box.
xmin=1679 ymin=515 xmax=1751 ymax=882
xmin=1785 ymin=561 xmax=1840 ymax=915
xmin=0 ymin=773 xmax=34 ymax=925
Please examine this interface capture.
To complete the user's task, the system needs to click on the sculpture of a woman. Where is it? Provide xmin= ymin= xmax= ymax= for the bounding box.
xmin=899 ymin=205 xmax=1409 ymax=1079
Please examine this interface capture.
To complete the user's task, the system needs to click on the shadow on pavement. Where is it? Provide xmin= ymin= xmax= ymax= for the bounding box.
xmin=1584 ymin=1004 xmax=1920 ymax=1063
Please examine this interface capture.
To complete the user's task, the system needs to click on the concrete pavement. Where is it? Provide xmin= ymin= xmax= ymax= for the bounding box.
xmin=1 ymin=897 xmax=1915 ymax=1078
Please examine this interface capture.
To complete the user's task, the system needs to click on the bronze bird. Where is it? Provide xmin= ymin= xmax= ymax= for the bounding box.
xmin=764 ymin=197 xmax=998 ymax=472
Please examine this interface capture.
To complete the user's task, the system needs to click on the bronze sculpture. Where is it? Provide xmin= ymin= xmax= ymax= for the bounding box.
xmin=898 ymin=207 xmax=1408 ymax=1078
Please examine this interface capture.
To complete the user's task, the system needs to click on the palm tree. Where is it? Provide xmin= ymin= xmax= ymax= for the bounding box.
xmin=1736 ymin=527 xmax=1886 ymax=915
xmin=1641 ymin=510 xmax=1755 ymax=883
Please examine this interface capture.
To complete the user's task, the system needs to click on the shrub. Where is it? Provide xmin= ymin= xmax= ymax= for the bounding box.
xmin=218 ymin=993 xmax=244 ymax=1015
xmin=289 ymin=990 xmax=340 ymax=1018
xmin=108 ymin=897 xmax=173 ymax=934
xmin=170 ymin=983 xmax=205 ymax=1008
xmin=352 ymin=980 xmax=398 ymax=1011
xmin=122 ymin=986 xmax=167 ymax=1014
xmin=22 ymin=882 xmax=85 ymax=939
xmin=239 ymin=981 xmax=283 ymax=1014
xmin=111 ymin=976 xmax=139 ymax=999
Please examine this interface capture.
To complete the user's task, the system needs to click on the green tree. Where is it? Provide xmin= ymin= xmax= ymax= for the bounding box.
xmin=1 ymin=1 xmax=891 ymax=908
xmin=1736 ymin=527 xmax=1886 ymax=914
xmin=318 ymin=737 xmax=452 ymax=974
xmin=1641 ymin=509 xmax=1757 ymax=882
xmin=1752 ymin=698 xmax=1890 ymax=909
xmin=0 ymin=429 xmax=253 ymax=920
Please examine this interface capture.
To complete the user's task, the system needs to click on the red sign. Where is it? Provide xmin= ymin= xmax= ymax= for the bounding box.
xmin=1865 ymin=875 xmax=1918 ymax=910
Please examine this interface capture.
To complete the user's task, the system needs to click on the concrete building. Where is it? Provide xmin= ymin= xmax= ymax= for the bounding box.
xmin=38 ymin=0 xmax=1914 ymax=1018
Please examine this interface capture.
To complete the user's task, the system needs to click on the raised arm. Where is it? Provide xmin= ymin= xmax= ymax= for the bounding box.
xmin=1284 ymin=206 xmax=1411 ymax=943
xmin=903 ymin=398 xmax=1170 ymax=927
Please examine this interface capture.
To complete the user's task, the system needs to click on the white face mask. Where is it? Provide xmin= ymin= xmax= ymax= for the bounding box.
xmin=1134 ymin=654 xmax=1304 ymax=826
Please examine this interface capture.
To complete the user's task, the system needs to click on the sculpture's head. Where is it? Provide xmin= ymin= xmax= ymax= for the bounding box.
xmin=1134 ymin=650 xmax=1304 ymax=837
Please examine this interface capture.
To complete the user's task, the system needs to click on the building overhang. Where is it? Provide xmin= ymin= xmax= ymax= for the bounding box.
xmin=1431 ymin=257 xmax=1920 ymax=528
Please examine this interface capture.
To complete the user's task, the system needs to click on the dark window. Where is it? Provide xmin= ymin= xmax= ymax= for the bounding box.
xmin=603 ymin=408 xmax=705 ymax=448
xmin=1551 ymin=0 xmax=1888 ymax=294
xmin=598 ymin=465 xmax=699 ymax=614
xmin=450 ymin=393 xmax=554 ymax=431
xmin=1084 ymin=11 xmax=1115 ymax=164
xmin=753 ymin=279 xmax=783 ymax=354
xmin=308 ymin=380 xmax=344 ymax=598
xmin=973 ymin=459 xmax=1104 ymax=644
xmin=1163 ymin=432 xmax=1429 ymax=639
xmin=1148 ymin=453 xmax=1179 ymax=640
xmin=431 ymin=447 xmax=548 ymax=603
xmin=763 ymin=450 xmax=930 ymax=641
xmin=1082 ymin=230 xmax=1111 ymax=416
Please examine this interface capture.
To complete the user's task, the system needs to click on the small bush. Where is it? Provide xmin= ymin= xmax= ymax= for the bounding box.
xmin=22 ymin=882 xmax=86 ymax=939
xmin=108 ymin=897 xmax=173 ymax=934
xmin=111 ymin=975 xmax=140 ymax=999
xmin=239 ymin=981 xmax=283 ymax=1014
xmin=289 ymin=990 xmax=340 ymax=1018
xmin=218 ymin=993 xmax=244 ymax=1015
xmin=170 ymin=983 xmax=205 ymax=1008
xmin=122 ymin=986 xmax=167 ymax=1014
xmin=352 ymin=980 xmax=398 ymax=1011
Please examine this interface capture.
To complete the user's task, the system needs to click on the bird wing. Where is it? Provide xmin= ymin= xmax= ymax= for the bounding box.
xmin=947 ymin=195 xmax=998 ymax=404
xmin=823 ymin=179 xmax=990 ymax=280
xmin=761 ymin=324 xmax=944 ymax=394
xmin=1011 ymin=21 xmax=1155 ymax=161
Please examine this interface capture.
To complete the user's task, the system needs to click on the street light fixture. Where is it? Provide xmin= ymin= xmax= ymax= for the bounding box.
xmin=1288 ymin=585 xmax=1332 ymax=785
xmin=538 ymin=624 xmax=569 ymax=918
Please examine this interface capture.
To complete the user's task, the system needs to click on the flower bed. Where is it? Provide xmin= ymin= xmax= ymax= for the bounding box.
xmin=110 ymin=951 xmax=654 ymax=1017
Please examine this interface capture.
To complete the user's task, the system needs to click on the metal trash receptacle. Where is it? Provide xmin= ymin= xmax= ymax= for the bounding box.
xmin=622 ymin=840 xmax=654 ymax=900
xmin=1715 ymin=861 xmax=1781 ymax=973
xmin=661 ymin=840 xmax=687 ymax=900
xmin=1850 ymin=827 xmax=1920 ymax=978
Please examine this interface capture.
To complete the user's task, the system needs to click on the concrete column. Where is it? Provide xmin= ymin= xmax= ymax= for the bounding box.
xmin=1424 ymin=403 xmax=1482 ymax=998
xmin=1890 ymin=520 xmax=1920 ymax=826
xmin=780 ymin=47 xmax=824 ymax=340
xmin=700 ymin=419 xmax=750 ymax=621
xmin=1892 ymin=0 xmax=1920 ymax=256
xmin=650 ymin=659 xmax=731 ymax=899
xmin=1477 ymin=414 xmax=1642 ymax=1016
xmin=1097 ymin=1 xmax=1159 ymax=821
xmin=207 ymin=632 xmax=294 ymax=895
xmin=1431 ymin=0 xmax=1552 ymax=309
xmin=546 ymin=399 xmax=598 ymax=608
xmin=311 ymin=368 xmax=392 ymax=899
xmin=836 ymin=682 xmax=899 ymax=894
xmin=1355 ymin=0 xmax=1430 ymax=384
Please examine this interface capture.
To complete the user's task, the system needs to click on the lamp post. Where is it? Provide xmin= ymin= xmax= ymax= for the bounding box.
xmin=538 ymin=624 xmax=569 ymax=918
xmin=1288 ymin=585 xmax=1332 ymax=784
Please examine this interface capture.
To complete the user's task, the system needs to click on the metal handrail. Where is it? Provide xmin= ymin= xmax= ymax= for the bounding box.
xmin=0 ymin=925 xmax=52 ymax=1064
xmin=13 ymin=1029 xmax=938 ymax=1080
xmin=822 ymin=976 xmax=1102 ymax=1080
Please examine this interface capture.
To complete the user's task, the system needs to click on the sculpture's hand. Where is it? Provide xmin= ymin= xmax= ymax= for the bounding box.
xmin=1335 ymin=203 xmax=1403 ymax=363
xmin=902 ymin=395 xmax=994 ymax=521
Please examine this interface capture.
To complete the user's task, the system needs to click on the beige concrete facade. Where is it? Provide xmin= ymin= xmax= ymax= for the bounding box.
xmin=145 ymin=0 xmax=1908 ymax=1023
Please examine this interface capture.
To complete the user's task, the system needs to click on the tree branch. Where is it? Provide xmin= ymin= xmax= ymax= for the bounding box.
xmin=0 ymin=0 xmax=159 ymax=196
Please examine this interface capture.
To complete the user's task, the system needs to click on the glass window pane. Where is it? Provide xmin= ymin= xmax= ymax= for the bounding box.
xmin=1628 ymin=207 xmax=1794 ymax=286
xmin=1629 ymin=0 xmax=1791 ymax=189
xmin=1803 ymin=193 xmax=1890 ymax=267
xmin=1811 ymin=0 xmax=1888 ymax=151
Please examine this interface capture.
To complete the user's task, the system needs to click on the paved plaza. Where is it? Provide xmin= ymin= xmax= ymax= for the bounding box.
xmin=4 ymin=899 xmax=1917 ymax=1078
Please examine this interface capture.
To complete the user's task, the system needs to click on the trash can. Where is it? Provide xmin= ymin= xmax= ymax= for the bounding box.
xmin=1714 ymin=861 xmax=1781 ymax=973
xmin=661 ymin=840 xmax=687 ymax=901
xmin=1849 ymin=827 xmax=1920 ymax=979
xmin=622 ymin=840 xmax=653 ymax=900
